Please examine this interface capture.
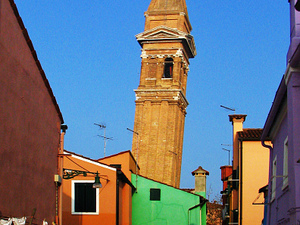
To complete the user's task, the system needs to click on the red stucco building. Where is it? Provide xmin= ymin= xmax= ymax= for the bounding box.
xmin=0 ymin=0 xmax=64 ymax=223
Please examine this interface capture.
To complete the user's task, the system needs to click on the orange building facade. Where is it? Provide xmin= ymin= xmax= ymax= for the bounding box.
xmin=61 ymin=150 xmax=136 ymax=225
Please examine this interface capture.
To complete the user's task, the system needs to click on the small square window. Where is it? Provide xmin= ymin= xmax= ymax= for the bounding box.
xmin=75 ymin=183 xmax=96 ymax=212
xmin=150 ymin=188 xmax=161 ymax=201
xmin=72 ymin=180 xmax=99 ymax=215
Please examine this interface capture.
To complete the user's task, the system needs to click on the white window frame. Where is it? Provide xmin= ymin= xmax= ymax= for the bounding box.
xmin=71 ymin=180 xmax=99 ymax=215
xmin=271 ymin=155 xmax=277 ymax=202
xmin=282 ymin=137 xmax=288 ymax=189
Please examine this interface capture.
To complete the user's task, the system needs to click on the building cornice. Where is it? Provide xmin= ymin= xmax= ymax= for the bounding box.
xmin=134 ymin=88 xmax=189 ymax=108
xmin=261 ymin=77 xmax=287 ymax=141
xmin=136 ymin=25 xmax=196 ymax=58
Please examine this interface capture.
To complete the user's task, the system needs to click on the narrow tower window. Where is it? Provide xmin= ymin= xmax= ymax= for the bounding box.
xmin=163 ymin=58 xmax=173 ymax=78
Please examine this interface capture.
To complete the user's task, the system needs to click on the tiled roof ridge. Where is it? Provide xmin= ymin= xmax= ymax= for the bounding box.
xmin=237 ymin=128 xmax=263 ymax=140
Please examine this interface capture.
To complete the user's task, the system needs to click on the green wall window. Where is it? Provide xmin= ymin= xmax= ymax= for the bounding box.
xmin=150 ymin=188 xmax=161 ymax=201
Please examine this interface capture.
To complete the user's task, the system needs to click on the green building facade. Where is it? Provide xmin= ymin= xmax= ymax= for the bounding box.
xmin=132 ymin=175 xmax=207 ymax=225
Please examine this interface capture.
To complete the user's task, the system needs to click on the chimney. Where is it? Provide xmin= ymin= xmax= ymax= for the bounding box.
xmin=229 ymin=115 xmax=246 ymax=170
xmin=192 ymin=166 xmax=209 ymax=197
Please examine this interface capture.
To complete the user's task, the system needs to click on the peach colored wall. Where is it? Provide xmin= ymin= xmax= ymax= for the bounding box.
xmin=62 ymin=154 xmax=117 ymax=225
xmin=240 ymin=141 xmax=270 ymax=224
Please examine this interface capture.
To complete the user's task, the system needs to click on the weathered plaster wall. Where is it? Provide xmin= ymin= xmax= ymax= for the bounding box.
xmin=0 ymin=0 xmax=62 ymax=222
xmin=241 ymin=141 xmax=269 ymax=225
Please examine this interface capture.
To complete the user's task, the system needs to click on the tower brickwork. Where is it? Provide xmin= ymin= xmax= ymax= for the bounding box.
xmin=132 ymin=0 xmax=196 ymax=188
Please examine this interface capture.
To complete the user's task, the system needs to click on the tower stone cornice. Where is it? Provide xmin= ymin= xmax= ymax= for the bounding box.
xmin=134 ymin=88 xmax=189 ymax=108
xmin=136 ymin=25 xmax=196 ymax=58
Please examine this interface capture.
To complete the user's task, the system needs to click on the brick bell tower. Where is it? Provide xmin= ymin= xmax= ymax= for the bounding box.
xmin=132 ymin=0 xmax=196 ymax=188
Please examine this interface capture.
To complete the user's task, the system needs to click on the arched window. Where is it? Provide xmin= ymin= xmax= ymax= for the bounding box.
xmin=163 ymin=58 xmax=173 ymax=78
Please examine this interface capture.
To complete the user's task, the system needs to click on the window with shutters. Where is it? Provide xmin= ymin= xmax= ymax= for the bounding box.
xmin=72 ymin=180 xmax=99 ymax=214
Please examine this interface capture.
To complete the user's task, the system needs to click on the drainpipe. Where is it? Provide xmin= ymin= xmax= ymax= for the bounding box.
xmin=261 ymin=140 xmax=273 ymax=225
xmin=58 ymin=125 xmax=68 ymax=225
xmin=116 ymin=172 xmax=120 ymax=225
xmin=188 ymin=197 xmax=207 ymax=225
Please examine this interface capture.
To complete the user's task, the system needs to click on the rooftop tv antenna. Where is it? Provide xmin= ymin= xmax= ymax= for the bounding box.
xmin=127 ymin=127 xmax=139 ymax=192
xmin=221 ymin=147 xmax=231 ymax=166
xmin=220 ymin=105 xmax=236 ymax=114
xmin=94 ymin=123 xmax=113 ymax=157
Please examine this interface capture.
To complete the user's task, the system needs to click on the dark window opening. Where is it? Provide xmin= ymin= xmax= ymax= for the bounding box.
xmin=150 ymin=188 xmax=161 ymax=201
xmin=110 ymin=164 xmax=122 ymax=169
xmin=163 ymin=58 xmax=173 ymax=78
xmin=75 ymin=183 xmax=96 ymax=213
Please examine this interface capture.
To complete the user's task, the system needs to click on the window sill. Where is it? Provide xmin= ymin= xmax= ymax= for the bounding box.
xmin=71 ymin=212 xmax=99 ymax=215
xmin=270 ymin=195 xmax=275 ymax=204
xmin=282 ymin=183 xmax=289 ymax=191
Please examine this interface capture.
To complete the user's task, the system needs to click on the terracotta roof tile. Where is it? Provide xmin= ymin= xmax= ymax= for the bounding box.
xmin=237 ymin=129 xmax=263 ymax=140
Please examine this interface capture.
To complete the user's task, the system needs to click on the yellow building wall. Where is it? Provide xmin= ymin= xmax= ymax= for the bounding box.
xmin=240 ymin=141 xmax=270 ymax=224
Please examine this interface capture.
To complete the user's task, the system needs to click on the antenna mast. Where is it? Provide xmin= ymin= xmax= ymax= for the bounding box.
xmin=94 ymin=123 xmax=113 ymax=157
xmin=127 ymin=127 xmax=139 ymax=192
xmin=220 ymin=105 xmax=236 ymax=114
xmin=222 ymin=147 xmax=231 ymax=165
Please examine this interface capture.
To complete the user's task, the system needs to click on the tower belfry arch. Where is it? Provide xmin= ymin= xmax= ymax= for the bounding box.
xmin=132 ymin=0 xmax=196 ymax=188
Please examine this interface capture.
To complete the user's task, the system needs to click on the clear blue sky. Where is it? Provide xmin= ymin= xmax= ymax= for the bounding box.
xmin=15 ymin=0 xmax=290 ymax=199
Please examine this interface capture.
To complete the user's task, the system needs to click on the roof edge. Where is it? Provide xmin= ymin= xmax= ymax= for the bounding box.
xmin=136 ymin=174 xmax=207 ymax=201
xmin=9 ymin=0 xmax=64 ymax=124
xmin=97 ymin=150 xmax=140 ymax=170
xmin=262 ymin=77 xmax=287 ymax=140
xmin=64 ymin=150 xmax=116 ymax=171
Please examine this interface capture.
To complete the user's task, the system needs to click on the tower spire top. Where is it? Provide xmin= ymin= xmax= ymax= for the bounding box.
xmin=147 ymin=0 xmax=188 ymax=15
xmin=144 ymin=0 xmax=192 ymax=34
